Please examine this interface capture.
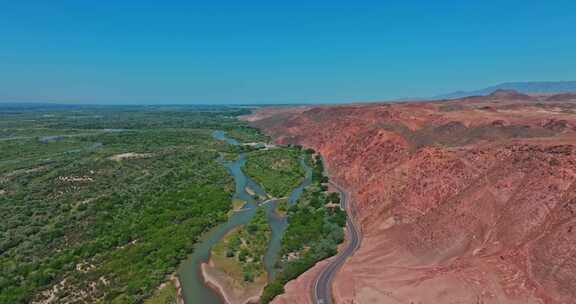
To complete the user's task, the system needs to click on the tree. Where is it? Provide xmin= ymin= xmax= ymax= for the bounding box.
xmin=243 ymin=270 xmax=254 ymax=282
xmin=327 ymin=192 xmax=340 ymax=205
xmin=239 ymin=249 xmax=249 ymax=262
xmin=226 ymin=249 xmax=235 ymax=257
xmin=260 ymin=282 xmax=285 ymax=304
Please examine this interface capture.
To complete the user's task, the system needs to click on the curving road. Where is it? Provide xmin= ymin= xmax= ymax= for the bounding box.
xmin=313 ymin=181 xmax=362 ymax=304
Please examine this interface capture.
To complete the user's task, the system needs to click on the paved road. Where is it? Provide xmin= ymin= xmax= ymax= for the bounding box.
xmin=313 ymin=181 xmax=361 ymax=304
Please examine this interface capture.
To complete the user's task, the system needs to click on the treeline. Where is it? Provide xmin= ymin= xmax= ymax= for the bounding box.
xmin=260 ymin=150 xmax=346 ymax=303
xmin=45 ymin=107 xmax=253 ymax=130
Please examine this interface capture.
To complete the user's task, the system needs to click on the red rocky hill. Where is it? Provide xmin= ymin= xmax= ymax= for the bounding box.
xmin=244 ymin=92 xmax=576 ymax=304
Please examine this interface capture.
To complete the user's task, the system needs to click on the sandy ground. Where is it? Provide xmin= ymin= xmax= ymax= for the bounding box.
xmin=108 ymin=152 xmax=152 ymax=161
xmin=201 ymin=260 xmax=264 ymax=304
xmin=174 ymin=276 xmax=185 ymax=304
xmin=332 ymin=233 xmax=543 ymax=304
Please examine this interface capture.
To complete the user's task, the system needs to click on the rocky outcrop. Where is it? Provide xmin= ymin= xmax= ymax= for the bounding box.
xmin=244 ymin=96 xmax=576 ymax=304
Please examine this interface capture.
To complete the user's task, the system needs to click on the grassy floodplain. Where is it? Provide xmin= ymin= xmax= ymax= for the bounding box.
xmin=211 ymin=207 xmax=271 ymax=285
xmin=0 ymin=104 xmax=266 ymax=304
xmin=244 ymin=147 xmax=305 ymax=198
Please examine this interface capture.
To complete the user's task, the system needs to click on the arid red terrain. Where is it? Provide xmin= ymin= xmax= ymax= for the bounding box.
xmin=244 ymin=90 xmax=576 ymax=304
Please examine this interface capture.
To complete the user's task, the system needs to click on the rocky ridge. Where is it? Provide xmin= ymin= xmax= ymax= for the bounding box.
xmin=244 ymin=91 xmax=576 ymax=304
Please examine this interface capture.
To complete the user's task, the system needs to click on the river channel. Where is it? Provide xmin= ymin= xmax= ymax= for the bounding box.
xmin=177 ymin=130 xmax=312 ymax=304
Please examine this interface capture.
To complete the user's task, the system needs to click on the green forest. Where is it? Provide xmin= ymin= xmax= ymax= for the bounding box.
xmin=0 ymin=105 xmax=265 ymax=304
xmin=0 ymin=105 xmax=347 ymax=304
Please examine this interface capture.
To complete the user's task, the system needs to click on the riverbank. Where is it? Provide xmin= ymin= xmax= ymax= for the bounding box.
xmin=145 ymin=275 xmax=185 ymax=304
xmin=201 ymin=260 xmax=264 ymax=304
xmin=170 ymin=274 xmax=185 ymax=304
xmin=176 ymin=130 xmax=270 ymax=304
xmin=174 ymin=276 xmax=185 ymax=304
xmin=198 ymin=207 xmax=270 ymax=304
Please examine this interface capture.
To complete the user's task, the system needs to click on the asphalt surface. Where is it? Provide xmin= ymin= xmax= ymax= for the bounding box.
xmin=313 ymin=181 xmax=361 ymax=304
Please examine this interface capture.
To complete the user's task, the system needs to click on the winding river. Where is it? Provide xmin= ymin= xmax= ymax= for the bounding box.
xmin=263 ymin=156 xmax=312 ymax=279
xmin=177 ymin=131 xmax=312 ymax=304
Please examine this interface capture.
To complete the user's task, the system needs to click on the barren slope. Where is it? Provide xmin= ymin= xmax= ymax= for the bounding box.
xmin=244 ymin=91 xmax=576 ymax=304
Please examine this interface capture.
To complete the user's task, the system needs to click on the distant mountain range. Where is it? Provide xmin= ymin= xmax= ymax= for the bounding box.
xmin=434 ymin=81 xmax=576 ymax=99
xmin=0 ymin=102 xmax=85 ymax=111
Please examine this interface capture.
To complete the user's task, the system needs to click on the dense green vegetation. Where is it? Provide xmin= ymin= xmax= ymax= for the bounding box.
xmin=226 ymin=127 xmax=270 ymax=144
xmin=0 ymin=105 xmax=264 ymax=304
xmin=274 ymin=198 xmax=289 ymax=217
xmin=213 ymin=207 xmax=271 ymax=283
xmin=1 ymin=104 xmax=344 ymax=304
xmin=260 ymin=152 xmax=347 ymax=304
xmin=244 ymin=148 xmax=305 ymax=197
xmin=143 ymin=281 xmax=178 ymax=304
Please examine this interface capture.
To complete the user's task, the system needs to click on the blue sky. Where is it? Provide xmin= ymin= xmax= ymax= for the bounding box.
xmin=1 ymin=0 xmax=575 ymax=104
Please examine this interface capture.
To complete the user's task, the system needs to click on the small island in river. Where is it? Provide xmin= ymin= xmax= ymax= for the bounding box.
xmin=202 ymin=208 xmax=270 ymax=304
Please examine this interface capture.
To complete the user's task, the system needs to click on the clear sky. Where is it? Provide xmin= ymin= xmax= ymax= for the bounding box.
xmin=1 ymin=0 xmax=575 ymax=104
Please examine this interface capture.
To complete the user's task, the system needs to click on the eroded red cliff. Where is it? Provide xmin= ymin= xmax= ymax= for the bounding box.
xmin=244 ymin=92 xmax=576 ymax=304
